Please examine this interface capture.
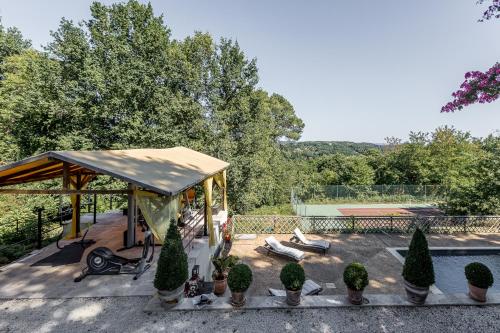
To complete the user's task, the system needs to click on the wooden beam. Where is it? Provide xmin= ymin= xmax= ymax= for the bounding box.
xmin=0 ymin=161 xmax=61 ymax=183
xmin=0 ymin=173 xmax=97 ymax=187
xmin=12 ymin=165 xmax=88 ymax=182
xmin=0 ymin=189 xmax=132 ymax=195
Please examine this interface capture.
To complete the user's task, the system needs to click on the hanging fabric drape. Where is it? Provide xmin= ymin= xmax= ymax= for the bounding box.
xmin=203 ymin=177 xmax=216 ymax=247
xmin=212 ymin=170 xmax=227 ymax=211
xmin=136 ymin=190 xmax=179 ymax=242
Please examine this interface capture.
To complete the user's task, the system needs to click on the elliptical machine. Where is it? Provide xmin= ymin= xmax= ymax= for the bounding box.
xmin=74 ymin=229 xmax=154 ymax=282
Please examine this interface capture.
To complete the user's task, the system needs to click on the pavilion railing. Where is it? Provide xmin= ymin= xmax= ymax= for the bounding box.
xmin=180 ymin=207 xmax=205 ymax=254
xmin=232 ymin=215 xmax=500 ymax=234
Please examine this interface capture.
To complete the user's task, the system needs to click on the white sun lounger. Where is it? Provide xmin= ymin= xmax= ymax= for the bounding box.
xmin=291 ymin=228 xmax=331 ymax=254
xmin=268 ymin=279 xmax=323 ymax=297
xmin=264 ymin=236 xmax=305 ymax=261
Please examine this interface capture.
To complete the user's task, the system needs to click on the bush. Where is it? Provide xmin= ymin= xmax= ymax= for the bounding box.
xmin=227 ymin=263 xmax=253 ymax=292
xmin=212 ymin=255 xmax=239 ymax=280
xmin=465 ymin=262 xmax=494 ymax=289
xmin=343 ymin=262 xmax=369 ymax=291
xmin=280 ymin=262 xmax=305 ymax=291
xmin=153 ymin=222 xmax=188 ymax=291
xmin=402 ymin=228 xmax=435 ymax=288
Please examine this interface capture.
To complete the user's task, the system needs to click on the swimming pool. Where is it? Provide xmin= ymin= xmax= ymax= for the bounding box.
xmin=390 ymin=248 xmax=500 ymax=294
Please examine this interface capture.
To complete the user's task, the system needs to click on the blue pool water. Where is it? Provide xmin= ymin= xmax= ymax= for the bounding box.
xmin=397 ymin=249 xmax=500 ymax=294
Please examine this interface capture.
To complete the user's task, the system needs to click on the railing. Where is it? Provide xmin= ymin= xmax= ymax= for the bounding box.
xmin=180 ymin=207 xmax=205 ymax=253
xmin=0 ymin=207 xmax=65 ymax=263
xmin=232 ymin=215 xmax=500 ymax=234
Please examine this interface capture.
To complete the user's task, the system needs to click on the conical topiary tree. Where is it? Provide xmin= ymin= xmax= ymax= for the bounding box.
xmin=154 ymin=221 xmax=188 ymax=291
xmin=402 ymin=228 xmax=435 ymax=287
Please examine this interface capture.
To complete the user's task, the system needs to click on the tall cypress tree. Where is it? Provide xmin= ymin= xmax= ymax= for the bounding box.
xmin=402 ymin=228 xmax=435 ymax=287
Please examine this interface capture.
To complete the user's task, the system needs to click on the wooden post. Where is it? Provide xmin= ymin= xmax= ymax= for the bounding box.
xmin=62 ymin=162 xmax=70 ymax=190
xmin=126 ymin=183 xmax=136 ymax=248
xmin=75 ymin=174 xmax=82 ymax=237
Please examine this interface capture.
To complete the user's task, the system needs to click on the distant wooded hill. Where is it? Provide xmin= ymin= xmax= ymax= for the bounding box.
xmin=281 ymin=141 xmax=383 ymax=158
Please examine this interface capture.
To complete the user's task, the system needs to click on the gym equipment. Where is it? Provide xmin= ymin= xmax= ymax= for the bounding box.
xmin=74 ymin=230 xmax=154 ymax=282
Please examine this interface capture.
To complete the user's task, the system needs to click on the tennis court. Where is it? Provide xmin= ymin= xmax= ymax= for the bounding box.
xmin=293 ymin=203 xmax=443 ymax=217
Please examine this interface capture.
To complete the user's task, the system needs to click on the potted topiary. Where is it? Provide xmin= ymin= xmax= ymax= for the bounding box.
xmin=343 ymin=262 xmax=369 ymax=305
xmin=212 ymin=255 xmax=239 ymax=295
xmin=465 ymin=262 xmax=494 ymax=302
xmin=402 ymin=228 xmax=435 ymax=305
xmin=154 ymin=221 xmax=188 ymax=307
xmin=227 ymin=263 xmax=253 ymax=307
xmin=280 ymin=262 xmax=305 ymax=306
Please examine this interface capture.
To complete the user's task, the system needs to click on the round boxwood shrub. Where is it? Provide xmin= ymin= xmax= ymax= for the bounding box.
xmin=280 ymin=262 xmax=305 ymax=291
xmin=228 ymin=263 xmax=253 ymax=292
xmin=154 ymin=222 xmax=188 ymax=291
xmin=465 ymin=262 xmax=494 ymax=289
xmin=343 ymin=262 xmax=369 ymax=291
xmin=402 ymin=228 xmax=435 ymax=288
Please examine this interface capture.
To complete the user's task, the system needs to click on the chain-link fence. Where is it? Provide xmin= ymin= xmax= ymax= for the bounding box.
xmin=232 ymin=215 xmax=500 ymax=235
xmin=292 ymin=185 xmax=447 ymax=205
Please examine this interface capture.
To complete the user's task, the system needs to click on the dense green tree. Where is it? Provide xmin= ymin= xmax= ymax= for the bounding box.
xmin=0 ymin=1 xmax=303 ymax=214
xmin=315 ymin=154 xmax=374 ymax=185
xmin=443 ymin=135 xmax=500 ymax=215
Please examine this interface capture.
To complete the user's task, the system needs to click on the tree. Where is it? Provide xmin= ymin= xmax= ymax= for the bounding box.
xmin=443 ymin=135 xmax=500 ymax=215
xmin=315 ymin=154 xmax=375 ymax=185
xmin=154 ymin=222 xmax=188 ymax=291
xmin=0 ymin=0 xmax=304 ymax=214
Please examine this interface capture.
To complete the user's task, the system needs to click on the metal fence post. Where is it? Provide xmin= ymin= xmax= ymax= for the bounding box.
xmin=93 ymin=193 xmax=97 ymax=224
xmin=37 ymin=208 xmax=43 ymax=249
xmin=390 ymin=216 xmax=394 ymax=232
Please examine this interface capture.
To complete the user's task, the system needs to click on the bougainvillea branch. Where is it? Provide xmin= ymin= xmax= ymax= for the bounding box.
xmin=441 ymin=63 xmax=500 ymax=112
xmin=478 ymin=0 xmax=500 ymax=21
xmin=441 ymin=1 xmax=499 ymax=112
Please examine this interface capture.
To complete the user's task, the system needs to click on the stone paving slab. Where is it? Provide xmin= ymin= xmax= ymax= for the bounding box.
xmin=144 ymin=292 xmax=500 ymax=312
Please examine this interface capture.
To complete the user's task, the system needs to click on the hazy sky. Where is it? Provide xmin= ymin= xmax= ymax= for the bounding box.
xmin=0 ymin=0 xmax=498 ymax=142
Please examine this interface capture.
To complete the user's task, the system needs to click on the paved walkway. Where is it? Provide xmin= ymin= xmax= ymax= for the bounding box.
xmin=1 ymin=296 xmax=499 ymax=333
xmin=0 ymin=212 xmax=158 ymax=298
xmin=230 ymin=233 xmax=500 ymax=296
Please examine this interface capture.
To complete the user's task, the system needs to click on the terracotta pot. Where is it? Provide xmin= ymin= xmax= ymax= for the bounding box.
xmin=404 ymin=279 xmax=429 ymax=305
xmin=347 ymin=287 xmax=364 ymax=305
xmin=158 ymin=285 xmax=185 ymax=309
xmin=468 ymin=282 xmax=488 ymax=302
xmin=214 ymin=277 xmax=227 ymax=295
xmin=230 ymin=291 xmax=246 ymax=307
xmin=285 ymin=288 xmax=302 ymax=306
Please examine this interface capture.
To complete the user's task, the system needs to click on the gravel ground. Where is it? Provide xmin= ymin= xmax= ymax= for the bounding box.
xmin=1 ymin=296 xmax=500 ymax=333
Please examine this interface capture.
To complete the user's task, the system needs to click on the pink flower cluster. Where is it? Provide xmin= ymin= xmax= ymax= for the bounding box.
xmin=441 ymin=63 xmax=500 ymax=112
xmin=478 ymin=0 xmax=500 ymax=21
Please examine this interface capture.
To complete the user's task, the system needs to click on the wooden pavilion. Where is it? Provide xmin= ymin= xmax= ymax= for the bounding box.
xmin=0 ymin=147 xmax=229 ymax=250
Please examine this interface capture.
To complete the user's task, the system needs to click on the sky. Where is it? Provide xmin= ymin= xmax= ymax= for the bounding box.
xmin=0 ymin=0 xmax=498 ymax=142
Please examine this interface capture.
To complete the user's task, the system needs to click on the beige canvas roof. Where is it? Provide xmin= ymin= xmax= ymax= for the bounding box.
xmin=0 ymin=147 xmax=229 ymax=196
